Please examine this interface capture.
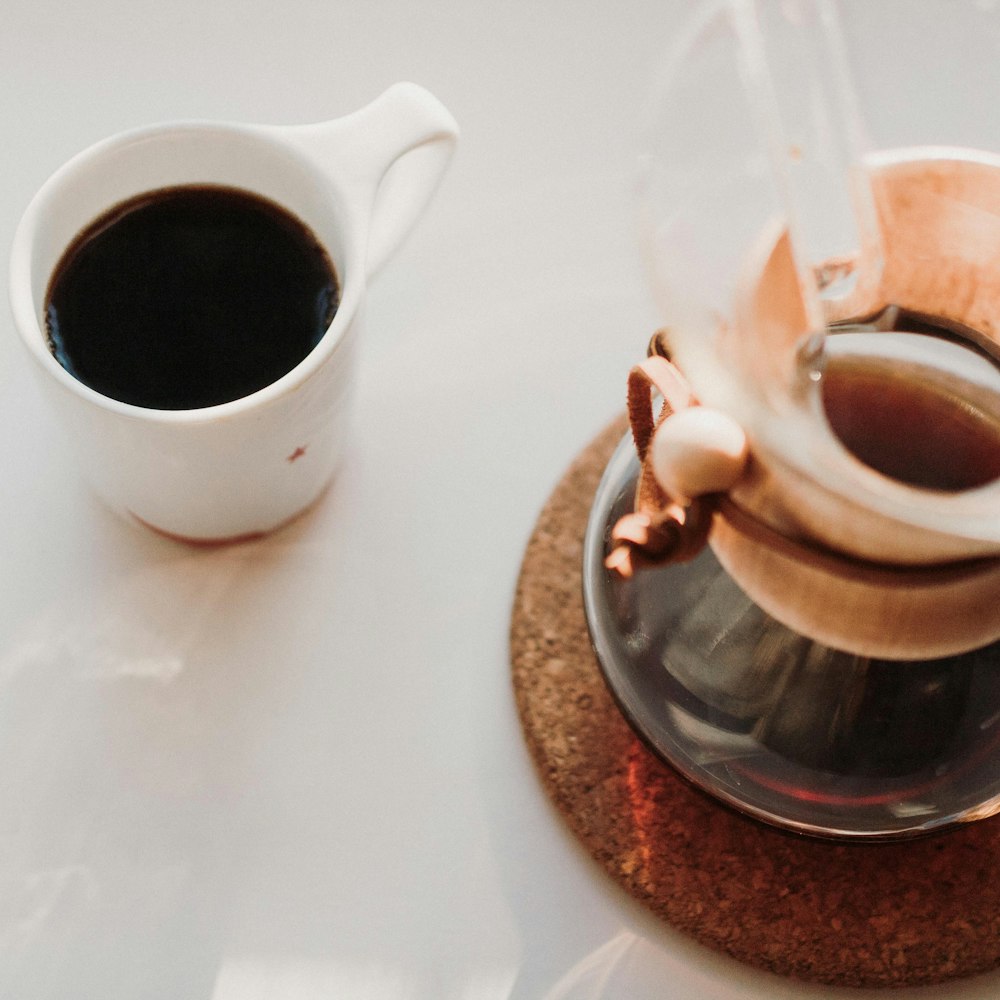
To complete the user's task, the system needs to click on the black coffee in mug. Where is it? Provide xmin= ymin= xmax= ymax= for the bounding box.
xmin=45 ymin=185 xmax=340 ymax=410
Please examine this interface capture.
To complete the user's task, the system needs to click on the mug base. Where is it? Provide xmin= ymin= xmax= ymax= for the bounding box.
xmin=129 ymin=512 xmax=268 ymax=547
xmin=125 ymin=479 xmax=332 ymax=547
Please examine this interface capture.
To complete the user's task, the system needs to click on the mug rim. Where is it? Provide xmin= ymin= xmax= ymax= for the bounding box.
xmin=8 ymin=118 xmax=365 ymax=425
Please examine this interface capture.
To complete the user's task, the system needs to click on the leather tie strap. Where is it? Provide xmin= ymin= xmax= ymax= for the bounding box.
xmin=606 ymin=353 xmax=714 ymax=578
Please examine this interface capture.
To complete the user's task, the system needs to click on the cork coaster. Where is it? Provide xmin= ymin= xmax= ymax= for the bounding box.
xmin=510 ymin=417 xmax=1000 ymax=988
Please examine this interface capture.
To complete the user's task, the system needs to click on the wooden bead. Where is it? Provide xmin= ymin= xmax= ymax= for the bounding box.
xmin=651 ymin=407 xmax=748 ymax=501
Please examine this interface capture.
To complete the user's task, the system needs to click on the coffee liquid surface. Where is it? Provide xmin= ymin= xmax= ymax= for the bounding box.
xmin=46 ymin=185 xmax=339 ymax=410
xmin=823 ymin=358 xmax=1000 ymax=492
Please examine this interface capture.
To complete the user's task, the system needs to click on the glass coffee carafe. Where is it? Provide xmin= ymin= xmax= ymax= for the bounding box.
xmin=584 ymin=0 xmax=1000 ymax=839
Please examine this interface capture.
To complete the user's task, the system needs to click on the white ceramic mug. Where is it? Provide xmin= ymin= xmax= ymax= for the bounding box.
xmin=9 ymin=82 xmax=458 ymax=543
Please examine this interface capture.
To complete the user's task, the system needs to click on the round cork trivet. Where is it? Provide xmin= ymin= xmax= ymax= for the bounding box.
xmin=510 ymin=417 xmax=1000 ymax=988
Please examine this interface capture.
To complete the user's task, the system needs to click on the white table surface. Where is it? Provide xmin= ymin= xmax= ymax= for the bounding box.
xmin=2 ymin=1 xmax=1000 ymax=997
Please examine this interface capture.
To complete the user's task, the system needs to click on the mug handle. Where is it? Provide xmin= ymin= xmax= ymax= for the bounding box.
xmin=285 ymin=82 xmax=459 ymax=277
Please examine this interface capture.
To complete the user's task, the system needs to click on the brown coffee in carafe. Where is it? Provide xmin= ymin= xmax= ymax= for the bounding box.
xmin=822 ymin=354 xmax=1000 ymax=492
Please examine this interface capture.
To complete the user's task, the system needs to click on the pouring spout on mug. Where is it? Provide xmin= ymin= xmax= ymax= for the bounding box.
xmin=280 ymin=82 xmax=459 ymax=278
